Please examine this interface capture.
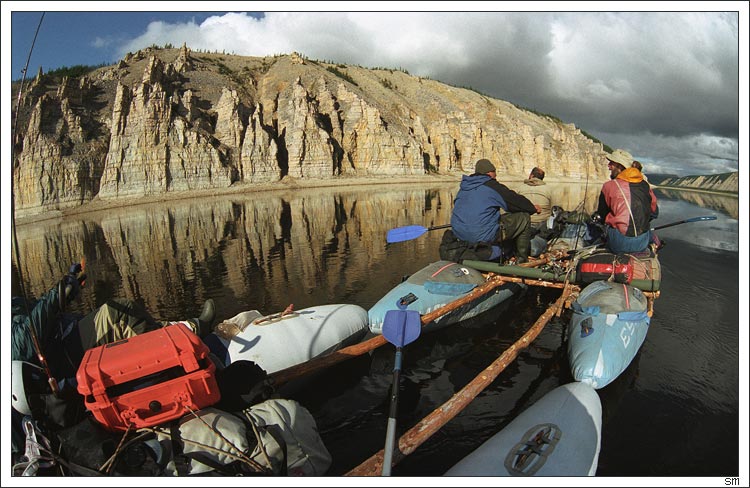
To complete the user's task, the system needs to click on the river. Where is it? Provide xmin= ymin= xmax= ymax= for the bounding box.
xmin=9 ymin=181 xmax=742 ymax=480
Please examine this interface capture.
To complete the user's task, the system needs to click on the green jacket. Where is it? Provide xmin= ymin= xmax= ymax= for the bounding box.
xmin=11 ymin=286 xmax=82 ymax=379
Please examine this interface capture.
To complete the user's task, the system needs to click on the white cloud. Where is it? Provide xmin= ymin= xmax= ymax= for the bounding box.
xmin=112 ymin=10 xmax=740 ymax=177
xmin=602 ymin=132 xmax=739 ymax=176
xmin=92 ymin=37 xmax=113 ymax=49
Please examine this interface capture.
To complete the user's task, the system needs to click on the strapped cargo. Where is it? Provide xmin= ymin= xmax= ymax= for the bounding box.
xmin=575 ymin=253 xmax=634 ymax=285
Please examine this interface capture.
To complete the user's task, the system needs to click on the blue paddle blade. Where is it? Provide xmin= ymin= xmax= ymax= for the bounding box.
xmin=386 ymin=225 xmax=428 ymax=243
xmin=382 ymin=309 xmax=421 ymax=347
xmin=652 ymin=215 xmax=718 ymax=231
xmin=687 ymin=215 xmax=717 ymax=222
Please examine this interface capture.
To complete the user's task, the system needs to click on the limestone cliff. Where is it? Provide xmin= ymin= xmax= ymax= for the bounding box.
xmin=12 ymin=46 xmax=610 ymax=218
xmin=657 ymin=171 xmax=738 ymax=193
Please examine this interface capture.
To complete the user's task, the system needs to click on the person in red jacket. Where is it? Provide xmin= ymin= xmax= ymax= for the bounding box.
xmin=596 ymin=149 xmax=659 ymax=254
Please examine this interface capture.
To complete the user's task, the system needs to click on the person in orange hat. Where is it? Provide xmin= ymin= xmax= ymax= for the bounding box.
xmin=597 ymin=149 xmax=659 ymax=253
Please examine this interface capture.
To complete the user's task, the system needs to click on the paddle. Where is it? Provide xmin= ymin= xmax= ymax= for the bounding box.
xmin=652 ymin=215 xmax=717 ymax=231
xmin=386 ymin=224 xmax=451 ymax=243
xmin=380 ymin=307 xmax=421 ymax=476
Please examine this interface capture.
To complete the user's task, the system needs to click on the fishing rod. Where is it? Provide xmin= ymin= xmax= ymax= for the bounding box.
xmin=570 ymin=153 xmax=593 ymax=252
xmin=10 ymin=12 xmax=60 ymax=395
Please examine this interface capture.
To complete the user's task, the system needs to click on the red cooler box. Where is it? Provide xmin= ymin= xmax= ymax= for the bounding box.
xmin=76 ymin=324 xmax=221 ymax=431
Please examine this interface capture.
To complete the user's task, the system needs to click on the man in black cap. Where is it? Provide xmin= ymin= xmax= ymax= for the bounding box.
xmin=447 ymin=158 xmax=540 ymax=263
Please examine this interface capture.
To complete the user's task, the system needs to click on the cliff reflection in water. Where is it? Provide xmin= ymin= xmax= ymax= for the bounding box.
xmin=14 ymin=182 xmax=600 ymax=321
xmin=655 ymin=188 xmax=738 ymax=219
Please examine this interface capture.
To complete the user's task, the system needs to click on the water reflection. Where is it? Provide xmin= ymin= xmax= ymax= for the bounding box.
xmin=504 ymin=180 xmax=603 ymax=215
xmin=655 ymin=188 xmax=739 ymax=219
xmin=12 ymin=182 xmax=736 ymax=323
xmin=9 ymin=181 xmax=740 ymax=476
xmin=651 ymin=191 xmax=738 ymax=253
xmin=14 ymin=183 xmax=463 ymax=321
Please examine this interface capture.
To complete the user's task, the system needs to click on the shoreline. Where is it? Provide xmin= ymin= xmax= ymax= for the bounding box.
xmin=16 ymin=173 xmax=735 ymax=226
xmin=13 ymin=173 xmax=603 ymax=226
xmin=650 ymin=184 xmax=739 ymax=197
xmin=14 ymin=174 xmax=461 ymax=226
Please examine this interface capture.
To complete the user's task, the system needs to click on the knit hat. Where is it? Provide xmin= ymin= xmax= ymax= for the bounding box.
xmin=606 ymin=149 xmax=633 ymax=168
xmin=475 ymin=159 xmax=496 ymax=174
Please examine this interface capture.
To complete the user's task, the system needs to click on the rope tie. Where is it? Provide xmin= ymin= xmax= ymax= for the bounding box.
xmin=99 ymin=422 xmax=133 ymax=474
xmin=184 ymin=406 xmax=270 ymax=474
xmin=243 ymin=410 xmax=275 ymax=471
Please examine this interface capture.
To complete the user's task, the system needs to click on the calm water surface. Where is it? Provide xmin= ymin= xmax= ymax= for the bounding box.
xmin=11 ymin=182 xmax=741 ymax=479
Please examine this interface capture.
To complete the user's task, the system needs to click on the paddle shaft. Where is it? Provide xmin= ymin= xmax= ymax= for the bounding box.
xmin=269 ymin=273 xmax=517 ymax=386
xmin=389 ymin=214 xmax=715 ymax=244
xmin=652 ymin=215 xmax=716 ymax=231
xmin=382 ymin=348 xmax=403 ymax=476
xmin=426 ymin=224 xmax=451 ymax=231
xmin=346 ymin=286 xmax=573 ymax=476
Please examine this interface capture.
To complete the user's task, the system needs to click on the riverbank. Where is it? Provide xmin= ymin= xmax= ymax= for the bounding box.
xmin=13 ymin=173 xmax=606 ymax=226
xmin=20 ymin=173 xmax=736 ymax=227
xmin=11 ymin=174 xmax=453 ymax=225
xmin=651 ymin=184 xmax=739 ymax=197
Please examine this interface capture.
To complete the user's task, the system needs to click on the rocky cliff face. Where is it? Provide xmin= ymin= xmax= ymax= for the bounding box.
xmin=658 ymin=171 xmax=739 ymax=193
xmin=12 ymin=46 xmax=610 ymax=218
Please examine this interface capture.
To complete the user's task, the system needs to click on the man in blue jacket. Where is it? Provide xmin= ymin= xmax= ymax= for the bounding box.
xmin=450 ymin=159 xmax=540 ymax=264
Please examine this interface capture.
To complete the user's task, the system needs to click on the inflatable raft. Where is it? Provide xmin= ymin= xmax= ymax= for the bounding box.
xmin=444 ymin=382 xmax=602 ymax=476
xmin=203 ymin=304 xmax=369 ymax=374
xmin=567 ymin=280 xmax=651 ymax=389
xmin=368 ymin=260 xmax=521 ymax=335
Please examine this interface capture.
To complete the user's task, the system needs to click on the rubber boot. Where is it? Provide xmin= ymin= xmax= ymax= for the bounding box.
xmin=500 ymin=212 xmax=531 ymax=264
xmin=167 ymin=299 xmax=215 ymax=338
xmin=191 ymin=299 xmax=216 ymax=338
xmin=515 ymin=223 xmax=531 ymax=264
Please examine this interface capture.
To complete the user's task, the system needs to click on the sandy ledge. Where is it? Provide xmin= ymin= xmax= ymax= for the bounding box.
xmin=14 ymin=174 xmax=458 ymax=225
xmin=14 ymin=173 xmax=612 ymax=226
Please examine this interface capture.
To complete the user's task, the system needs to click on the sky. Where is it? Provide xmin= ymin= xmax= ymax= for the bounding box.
xmin=3 ymin=2 xmax=747 ymax=180
xmin=1 ymin=3 xmax=748 ymax=485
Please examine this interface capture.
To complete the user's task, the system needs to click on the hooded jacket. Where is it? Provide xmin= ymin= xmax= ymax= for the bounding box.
xmin=597 ymin=167 xmax=658 ymax=237
xmin=451 ymin=174 xmax=537 ymax=243
xmin=518 ymin=177 xmax=552 ymax=225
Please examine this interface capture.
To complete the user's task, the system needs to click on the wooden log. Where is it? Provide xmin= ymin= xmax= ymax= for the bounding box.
xmin=464 ymin=259 xmax=661 ymax=292
xmin=270 ymin=261 xmax=555 ymax=386
xmin=485 ymin=273 xmax=573 ymax=289
xmin=270 ymin=334 xmax=387 ymax=386
xmin=269 ymin=274 xmax=517 ymax=386
xmin=345 ymin=286 xmax=573 ymax=476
